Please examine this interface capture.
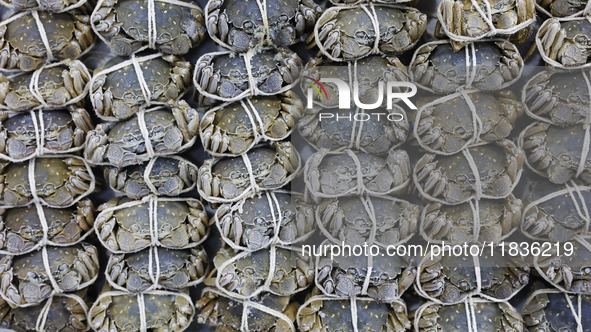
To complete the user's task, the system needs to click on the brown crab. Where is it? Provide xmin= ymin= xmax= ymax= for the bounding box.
xmin=522 ymin=289 xmax=591 ymax=331
xmin=536 ymin=0 xmax=588 ymax=17
xmin=537 ymin=17 xmax=591 ymax=67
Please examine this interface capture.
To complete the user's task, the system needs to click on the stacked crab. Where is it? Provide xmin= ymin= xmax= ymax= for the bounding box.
xmin=0 ymin=0 xmax=102 ymax=330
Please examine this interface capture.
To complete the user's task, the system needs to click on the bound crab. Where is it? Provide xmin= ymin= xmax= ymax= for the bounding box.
xmin=421 ymin=195 xmax=522 ymax=245
xmin=0 ymin=0 xmax=90 ymax=12
xmin=106 ymin=247 xmax=208 ymax=292
xmin=0 ymin=156 xmax=94 ymax=208
xmin=522 ymin=289 xmax=591 ymax=330
xmin=95 ymin=196 xmax=209 ymax=253
xmin=536 ymin=0 xmax=588 ymax=17
xmin=200 ymin=91 xmax=303 ymax=157
xmin=0 ymin=243 xmax=99 ymax=307
xmin=0 ymin=108 xmax=93 ymax=162
xmin=316 ymin=195 xmax=419 ymax=247
xmin=214 ymin=246 xmax=314 ymax=299
xmin=414 ymin=140 xmax=524 ymax=205
xmin=205 ymin=0 xmax=322 ymax=52
xmin=215 ymin=191 xmax=315 ymax=251
xmin=85 ymin=100 xmax=199 ymax=167
xmin=105 ymin=156 xmax=198 ymax=199
xmin=92 ymin=0 xmax=206 ymax=55
xmin=0 ymin=60 xmax=90 ymax=112
xmin=198 ymin=142 xmax=301 ymax=204
xmin=196 ymin=288 xmax=298 ymax=331
xmin=90 ymin=54 xmax=192 ymax=121
xmin=0 ymin=199 xmax=95 ymax=255
xmin=89 ymin=288 xmax=194 ymax=332
xmin=304 ymin=148 xmax=411 ymax=198
xmin=519 ymin=122 xmax=591 ymax=184
xmin=0 ymin=10 xmax=95 ymax=72
xmin=413 ymin=91 xmax=524 ymax=155
xmin=193 ymin=48 xmax=301 ymax=108
xmin=329 ymin=0 xmax=418 ymax=4
xmin=537 ymin=17 xmax=591 ymax=68
xmin=310 ymin=4 xmax=427 ymax=61
xmin=410 ymin=40 xmax=524 ymax=93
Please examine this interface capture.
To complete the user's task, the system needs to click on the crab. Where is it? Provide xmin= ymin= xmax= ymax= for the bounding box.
xmin=0 ymin=60 xmax=90 ymax=112
xmin=415 ymin=300 xmax=525 ymax=331
xmin=316 ymin=195 xmax=419 ymax=247
xmin=421 ymin=195 xmax=522 ymax=245
xmin=411 ymin=40 xmax=524 ymax=93
xmin=413 ymin=91 xmax=524 ymax=155
xmin=0 ymin=199 xmax=94 ymax=255
xmin=105 ymin=156 xmax=198 ymax=199
xmin=198 ymin=142 xmax=301 ymax=204
xmin=0 ymin=244 xmax=99 ymax=307
xmin=0 ymin=10 xmax=95 ymax=72
xmin=193 ymin=48 xmax=302 ymax=108
xmin=0 ymin=156 xmax=94 ymax=208
xmin=95 ymin=196 xmax=209 ymax=253
xmin=214 ymin=246 xmax=314 ymax=298
xmin=522 ymin=289 xmax=591 ymax=330
xmin=0 ymin=0 xmax=90 ymax=12
xmin=200 ymin=91 xmax=303 ymax=157
xmin=310 ymin=4 xmax=426 ymax=61
xmin=414 ymin=140 xmax=524 ymax=205
xmin=519 ymin=122 xmax=591 ymax=184
xmin=534 ymin=237 xmax=591 ymax=293
xmin=316 ymin=246 xmax=416 ymax=302
xmin=205 ymin=0 xmax=321 ymax=51
xmin=91 ymin=54 xmax=192 ymax=121
xmin=215 ymin=191 xmax=315 ymax=251
xmin=305 ymin=148 xmax=411 ymax=198
xmin=85 ymin=100 xmax=199 ymax=167
xmin=196 ymin=288 xmax=298 ymax=331
xmin=536 ymin=0 xmax=588 ymax=17
xmin=329 ymin=0 xmax=418 ymax=4
xmin=89 ymin=289 xmax=194 ymax=331
xmin=537 ymin=17 xmax=591 ymax=67
xmin=106 ymin=247 xmax=208 ymax=292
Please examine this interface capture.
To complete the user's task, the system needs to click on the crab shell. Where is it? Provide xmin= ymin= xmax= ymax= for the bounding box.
xmin=200 ymin=91 xmax=303 ymax=157
xmin=85 ymin=100 xmax=199 ymax=167
xmin=215 ymin=191 xmax=315 ymax=251
xmin=0 ymin=199 xmax=95 ymax=255
xmin=95 ymin=196 xmax=209 ymax=253
xmin=304 ymin=147 xmax=411 ymax=198
xmin=196 ymin=287 xmax=298 ymax=331
xmin=316 ymin=195 xmax=419 ymax=247
xmin=0 ymin=243 xmax=99 ymax=307
xmin=90 ymin=53 xmax=192 ymax=121
xmin=535 ymin=0 xmax=588 ymax=17
xmin=536 ymin=17 xmax=591 ymax=68
xmin=0 ymin=60 xmax=91 ymax=112
xmin=522 ymin=289 xmax=591 ymax=330
xmin=410 ymin=40 xmax=524 ymax=93
xmin=198 ymin=142 xmax=301 ymax=204
xmin=329 ymin=0 xmax=418 ymax=4
xmin=0 ymin=156 xmax=95 ymax=208
xmin=193 ymin=48 xmax=302 ymax=108
xmin=105 ymin=156 xmax=198 ymax=199
xmin=415 ymin=299 xmax=525 ymax=331
xmin=205 ymin=0 xmax=322 ymax=52
xmin=89 ymin=289 xmax=195 ymax=332
xmin=0 ymin=0 xmax=89 ymax=12
xmin=421 ymin=195 xmax=522 ymax=245
xmin=0 ymin=10 xmax=95 ymax=72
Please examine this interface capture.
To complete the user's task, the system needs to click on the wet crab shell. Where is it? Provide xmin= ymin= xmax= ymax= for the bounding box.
xmin=0 ymin=60 xmax=91 ymax=112
xmin=522 ymin=289 xmax=591 ymax=330
xmin=0 ymin=243 xmax=99 ymax=307
xmin=311 ymin=4 xmax=427 ymax=61
xmin=215 ymin=191 xmax=315 ymax=251
xmin=420 ymin=195 xmax=522 ymax=245
xmin=415 ymin=299 xmax=525 ymax=331
xmin=104 ymin=156 xmax=198 ymax=199
xmin=0 ymin=199 xmax=95 ymax=255
xmin=0 ymin=0 xmax=89 ymax=12
xmin=198 ymin=142 xmax=301 ymax=204
xmin=413 ymin=140 xmax=524 ymax=205
xmin=205 ymin=0 xmax=322 ymax=52
xmin=316 ymin=195 xmax=419 ymax=247
xmin=0 ymin=10 xmax=95 ymax=72
xmin=536 ymin=17 xmax=591 ymax=68
xmin=410 ymin=40 xmax=524 ymax=93
xmin=85 ymin=101 xmax=199 ymax=167
xmin=90 ymin=53 xmax=192 ymax=121
xmin=329 ymin=0 xmax=418 ymax=5
xmin=95 ymin=196 xmax=209 ymax=253
xmin=89 ymin=289 xmax=195 ymax=332
xmin=535 ymin=0 xmax=588 ymax=17
xmin=196 ymin=287 xmax=298 ymax=331
xmin=304 ymin=147 xmax=411 ymax=198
